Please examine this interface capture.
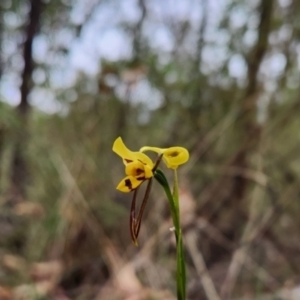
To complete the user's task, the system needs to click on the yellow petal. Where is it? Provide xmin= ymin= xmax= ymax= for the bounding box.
xmin=125 ymin=161 xmax=145 ymax=177
xmin=125 ymin=161 xmax=154 ymax=179
xmin=116 ymin=176 xmax=143 ymax=192
xmin=140 ymin=145 xmax=189 ymax=169
xmin=113 ymin=137 xmax=136 ymax=162
xmin=133 ymin=152 xmax=154 ymax=169
xmin=113 ymin=137 xmax=154 ymax=168
xmin=162 ymin=147 xmax=189 ymax=169
xmin=140 ymin=146 xmax=165 ymax=154
xmin=143 ymin=165 xmax=153 ymax=179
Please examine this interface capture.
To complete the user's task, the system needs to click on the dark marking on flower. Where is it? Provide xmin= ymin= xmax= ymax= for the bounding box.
xmin=125 ymin=159 xmax=133 ymax=163
xmin=138 ymin=159 xmax=146 ymax=165
xmin=168 ymin=151 xmax=179 ymax=157
xmin=125 ymin=178 xmax=132 ymax=190
xmin=136 ymin=176 xmax=145 ymax=180
xmin=136 ymin=168 xmax=144 ymax=175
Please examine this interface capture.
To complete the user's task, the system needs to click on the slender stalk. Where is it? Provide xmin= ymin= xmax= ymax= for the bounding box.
xmin=154 ymin=170 xmax=179 ymax=233
xmin=135 ymin=178 xmax=153 ymax=238
xmin=153 ymin=153 xmax=163 ymax=172
xmin=130 ymin=154 xmax=163 ymax=246
xmin=130 ymin=188 xmax=139 ymax=246
xmin=173 ymin=169 xmax=186 ymax=300
xmin=154 ymin=169 xmax=186 ymax=300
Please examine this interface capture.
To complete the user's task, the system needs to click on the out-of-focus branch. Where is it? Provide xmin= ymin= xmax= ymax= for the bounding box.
xmin=19 ymin=0 xmax=43 ymax=115
xmin=132 ymin=0 xmax=147 ymax=57
xmin=0 ymin=5 xmax=3 ymax=80
xmin=196 ymin=218 xmax=279 ymax=290
xmin=0 ymin=8 xmax=5 ymax=178
xmin=9 ymin=0 xmax=43 ymax=203
xmin=195 ymin=0 xmax=208 ymax=72
xmin=187 ymin=0 xmax=208 ymax=119
xmin=243 ymin=0 xmax=274 ymax=125
xmin=220 ymin=1 xmax=275 ymax=299
xmin=186 ymin=230 xmax=221 ymax=300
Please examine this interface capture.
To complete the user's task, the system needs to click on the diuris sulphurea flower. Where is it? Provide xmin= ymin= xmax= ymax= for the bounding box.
xmin=112 ymin=137 xmax=158 ymax=245
xmin=112 ymin=137 xmax=189 ymax=247
xmin=113 ymin=137 xmax=189 ymax=299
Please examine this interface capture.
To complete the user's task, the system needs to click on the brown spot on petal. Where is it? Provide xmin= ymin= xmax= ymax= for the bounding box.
xmin=136 ymin=168 xmax=144 ymax=175
xmin=125 ymin=179 xmax=133 ymax=190
xmin=124 ymin=159 xmax=133 ymax=163
xmin=168 ymin=151 xmax=179 ymax=157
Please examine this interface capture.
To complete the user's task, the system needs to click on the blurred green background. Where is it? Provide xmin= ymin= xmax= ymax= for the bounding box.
xmin=1 ymin=0 xmax=300 ymax=299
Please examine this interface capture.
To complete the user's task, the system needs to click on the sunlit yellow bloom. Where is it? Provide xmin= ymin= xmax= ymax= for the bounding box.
xmin=140 ymin=146 xmax=189 ymax=169
xmin=113 ymin=137 xmax=154 ymax=192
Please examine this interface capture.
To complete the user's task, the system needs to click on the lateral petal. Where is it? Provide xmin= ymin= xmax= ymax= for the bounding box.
xmin=163 ymin=147 xmax=189 ymax=169
xmin=116 ymin=176 xmax=143 ymax=192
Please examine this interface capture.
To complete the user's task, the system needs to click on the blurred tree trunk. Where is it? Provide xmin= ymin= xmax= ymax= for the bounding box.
xmin=0 ymin=5 xmax=3 ymax=80
xmin=0 ymin=7 xmax=4 ymax=179
xmin=232 ymin=0 xmax=274 ymax=201
xmin=9 ymin=0 xmax=43 ymax=203
xmin=132 ymin=0 xmax=146 ymax=58
xmin=201 ymin=0 xmax=274 ymax=265
xmin=219 ymin=3 xmax=275 ymax=297
xmin=191 ymin=0 xmax=208 ymax=129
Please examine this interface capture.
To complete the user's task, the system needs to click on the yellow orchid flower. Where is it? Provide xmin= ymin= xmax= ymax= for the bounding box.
xmin=113 ymin=137 xmax=157 ymax=245
xmin=140 ymin=146 xmax=189 ymax=169
xmin=113 ymin=137 xmax=154 ymax=192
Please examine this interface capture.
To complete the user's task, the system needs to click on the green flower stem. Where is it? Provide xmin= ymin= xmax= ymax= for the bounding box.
xmin=154 ymin=169 xmax=186 ymax=300
xmin=172 ymin=169 xmax=180 ymax=233
xmin=173 ymin=169 xmax=186 ymax=300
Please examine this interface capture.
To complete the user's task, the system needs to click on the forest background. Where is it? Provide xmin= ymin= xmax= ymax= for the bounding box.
xmin=1 ymin=0 xmax=300 ymax=299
